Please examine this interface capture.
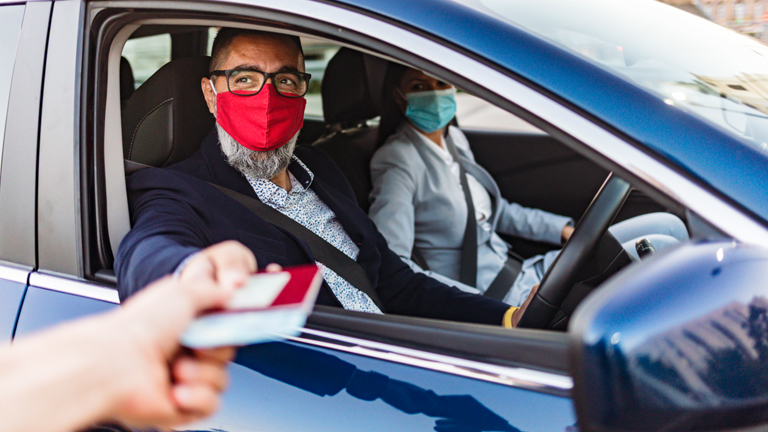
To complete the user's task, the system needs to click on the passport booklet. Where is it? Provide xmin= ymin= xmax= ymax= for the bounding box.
xmin=181 ymin=264 xmax=323 ymax=348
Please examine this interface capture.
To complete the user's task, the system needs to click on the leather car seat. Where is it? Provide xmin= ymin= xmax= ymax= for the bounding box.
xmin=121 ymin=56 xmax=215 ymax=169
xmin=119 ymin=56 xmax=135 ymax=109
xmin=313 ymin=48 xmax=388 ymax=212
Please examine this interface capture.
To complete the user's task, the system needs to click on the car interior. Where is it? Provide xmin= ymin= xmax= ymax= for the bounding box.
xmin=89 ymin=18 xmax=696 ymax=362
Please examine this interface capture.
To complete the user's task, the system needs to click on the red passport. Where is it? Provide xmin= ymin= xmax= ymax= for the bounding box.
xmin=181 ymin=264 xmax=323 ymax=348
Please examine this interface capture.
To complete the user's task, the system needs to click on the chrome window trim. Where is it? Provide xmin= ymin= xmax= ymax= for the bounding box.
xmin=0 ymin=262 xmax=32 ymax=285
xmin=293 ymin=328 xmax=572 ymax=396
xmin=28 ymin=271 xmax=120 ymax=304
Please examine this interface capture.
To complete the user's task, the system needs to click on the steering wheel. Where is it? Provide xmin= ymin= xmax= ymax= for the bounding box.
xmin=517 ymin=173 xmax=631 ymax=329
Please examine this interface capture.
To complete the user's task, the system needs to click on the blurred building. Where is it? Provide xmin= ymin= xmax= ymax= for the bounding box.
xmin=659 ymin=0 xmax=768 ymax=40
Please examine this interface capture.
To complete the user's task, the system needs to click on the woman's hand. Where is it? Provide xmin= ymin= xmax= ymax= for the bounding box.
xmin=561 ymin=225 xmax=574 ymax=243
xmin=510 ymin=284 xmax=540 ymax=327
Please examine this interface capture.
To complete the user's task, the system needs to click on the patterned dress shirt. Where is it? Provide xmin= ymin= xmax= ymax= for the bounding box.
xmin=244 ymin=156 xmax=382 ymax=314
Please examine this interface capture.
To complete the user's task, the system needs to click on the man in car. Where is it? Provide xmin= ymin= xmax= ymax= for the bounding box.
xmin=115 ymin=28 xmax=530 ymax=327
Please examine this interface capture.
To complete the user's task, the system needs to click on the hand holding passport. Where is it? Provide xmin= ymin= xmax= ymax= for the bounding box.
xmin=181 ymin=264 xmax=323 ymax=348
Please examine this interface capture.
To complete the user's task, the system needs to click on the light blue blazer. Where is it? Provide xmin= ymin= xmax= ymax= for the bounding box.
xmin=368 ymin=123 xmax=572 ymax=293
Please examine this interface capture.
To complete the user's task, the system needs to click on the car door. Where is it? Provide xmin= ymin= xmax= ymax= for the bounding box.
xmin=0 ymin=2 xmax=50 ymax=343
xmin=10 ymin=0 xmax=120 ymax=340
xmin=84 ymin=1 xmax=580 ymax=430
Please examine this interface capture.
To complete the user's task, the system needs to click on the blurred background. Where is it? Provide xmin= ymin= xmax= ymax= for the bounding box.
xmin=664 ymin=0 xmax=768 ymax=40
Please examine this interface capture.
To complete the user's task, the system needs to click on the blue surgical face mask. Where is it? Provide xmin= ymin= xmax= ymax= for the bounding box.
xmin=402 ymin=88 xmax=457 ymax=133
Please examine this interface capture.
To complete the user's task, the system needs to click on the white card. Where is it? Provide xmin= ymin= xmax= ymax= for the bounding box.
xmin=225 ymin=271 xmax=291 ymax=310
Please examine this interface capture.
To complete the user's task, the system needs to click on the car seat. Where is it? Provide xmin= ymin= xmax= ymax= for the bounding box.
xmin=121 ymin=56 xmax=215 ymax=169
xmin=313 ymin=48 xmax=388 ymax=212
xmin=119 ymin=57 xmax=135 ymax=109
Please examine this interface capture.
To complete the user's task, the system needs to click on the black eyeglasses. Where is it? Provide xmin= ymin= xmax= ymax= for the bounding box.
xmin=210 ymin=69 xmax=312 ymax=98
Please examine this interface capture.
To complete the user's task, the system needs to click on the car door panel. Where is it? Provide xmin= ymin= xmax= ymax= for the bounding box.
xmin=0 ymin=1 xmax=50 ymax=268
xmin=0 ymin=278 xmax=27 ymax=343
xmin=14 ymin=285 xmax=117 ymax=338
xmin=189 ymin=340 xmax=576 ymax=432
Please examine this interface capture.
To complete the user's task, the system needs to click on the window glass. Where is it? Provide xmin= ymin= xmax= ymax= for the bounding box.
xmin=122 ymin=33 xmax=172 ymax=88
xmin=207 ymin=26 xmax=217 ymax=55
xmin=477 ymin=0 xmax=768 ymax=155
xmin=456 ymin=91 xmax=542 ymax=133
xmin=297 ymin=38 xmax=537 ymax=130
xmin=203 ymin=30 xmax=537 ymax=130
xmin=0 ymin=5 xmax=25 ymax=146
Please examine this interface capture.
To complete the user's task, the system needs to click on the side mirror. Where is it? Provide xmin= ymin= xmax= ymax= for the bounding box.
xmin=569 ymin=241 xmax=768 ymax=431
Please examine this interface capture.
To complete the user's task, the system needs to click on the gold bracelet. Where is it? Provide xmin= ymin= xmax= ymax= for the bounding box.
xmin=503 ymin=307 xmax=520 ymax=328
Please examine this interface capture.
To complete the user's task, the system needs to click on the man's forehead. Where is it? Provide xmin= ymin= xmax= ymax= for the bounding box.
xmin=222 ymin=34 xmax=303 ymax=69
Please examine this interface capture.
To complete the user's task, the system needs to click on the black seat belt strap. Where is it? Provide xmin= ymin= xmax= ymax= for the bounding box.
xmin=483 ymin=256 xmax=523 ymax=300
xmin=210 ymin=183 xmax=386 ymax=312
xmin=444 ymin=139 xmax=478 ymax=287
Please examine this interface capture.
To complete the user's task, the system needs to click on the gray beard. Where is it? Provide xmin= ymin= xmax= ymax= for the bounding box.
xmin=215 ymin=123 xmax=299 ymax=180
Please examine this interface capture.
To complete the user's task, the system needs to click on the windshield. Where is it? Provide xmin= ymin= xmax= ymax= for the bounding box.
xmin=465 ymin=0 xmax=768 ymax=155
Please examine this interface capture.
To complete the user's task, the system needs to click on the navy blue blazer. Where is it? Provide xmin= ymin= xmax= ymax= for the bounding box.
xmin=115 ymin=129 xmax=509 ymax=325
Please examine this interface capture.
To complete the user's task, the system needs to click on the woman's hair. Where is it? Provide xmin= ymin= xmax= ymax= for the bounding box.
xmin=376 ymin=62 xmax=410 ymax=147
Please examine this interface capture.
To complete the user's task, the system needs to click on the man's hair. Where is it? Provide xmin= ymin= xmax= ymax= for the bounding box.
xmin=209 ymin=28 xmax=304 ymax=72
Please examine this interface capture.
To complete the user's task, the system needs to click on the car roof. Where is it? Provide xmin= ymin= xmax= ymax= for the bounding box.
xmin=334 ymin=0 xmax=768 ymax=225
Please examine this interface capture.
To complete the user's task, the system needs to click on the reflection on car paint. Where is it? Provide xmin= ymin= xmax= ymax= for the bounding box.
xmin=186 ymin=341 xmax=576 ymax=432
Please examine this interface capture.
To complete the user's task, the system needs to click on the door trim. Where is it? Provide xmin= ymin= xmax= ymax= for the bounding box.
xmin=295 ymin=328 xmax=573 ymax=396
xmin=28 ymin=272 xmax=120 ymax=304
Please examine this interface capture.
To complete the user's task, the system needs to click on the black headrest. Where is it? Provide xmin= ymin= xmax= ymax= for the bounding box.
xmin=122 ymin=56 xmax=215 ymax=167
xmin=321 ymin=48 xmax=387 ymax=126
xmin=119 ymin=57 xmax=135 ymax=104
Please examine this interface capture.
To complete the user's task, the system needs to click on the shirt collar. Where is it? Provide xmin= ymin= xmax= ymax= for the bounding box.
xmin=244 ymin=155 xmax=315 ymax=208
xmin=287 ymin=155 xmax=314 ymax=189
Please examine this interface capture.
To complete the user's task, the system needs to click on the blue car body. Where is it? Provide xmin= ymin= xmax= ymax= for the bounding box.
xmin=1 ymin=0 xmax=768 ymax=430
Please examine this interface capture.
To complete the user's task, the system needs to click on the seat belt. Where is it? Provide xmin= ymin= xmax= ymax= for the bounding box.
xmin=483 ymin=257 xmax=523 ymax=300
xmin=209 ymin=183 xmax=386 ymax=313
xmin=441 ymin=142 xmax=524 ymax=300
xmin=443 ymin=138 xmax=478 ymax=287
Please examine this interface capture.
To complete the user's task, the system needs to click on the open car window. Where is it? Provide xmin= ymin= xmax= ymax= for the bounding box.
xmin=91 ymin=3 xmax=716 ymax=378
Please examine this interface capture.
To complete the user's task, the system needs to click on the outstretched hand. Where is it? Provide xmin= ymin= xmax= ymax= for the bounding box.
xmin=105 ymin=252 xmax=242 ymax=428
xmin=179 ymin=240 xmax=258 ymax=289
xmin=0 ymin=242 xmax=262 ymax=432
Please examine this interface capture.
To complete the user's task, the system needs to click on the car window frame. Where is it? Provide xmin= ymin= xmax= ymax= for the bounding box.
xmin=86 ymin=4 xmax=579 ymax=385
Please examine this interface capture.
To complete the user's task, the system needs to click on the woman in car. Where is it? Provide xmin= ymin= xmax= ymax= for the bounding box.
xmin=368 ymin=64 xmax=689 ymax=306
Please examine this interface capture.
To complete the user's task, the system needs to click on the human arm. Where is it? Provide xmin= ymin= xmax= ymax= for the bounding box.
xmin=116 ymin=169 xmax=219 ymax=299
xmin=0 ymin=257 xmax=241 ymax=432
xmin=495 ymin=199 xmax=574 ymax=245
xmin=444 ymin=127 xmax=574 ymax=246
xmin=371 ymin=223 xmax=509 ymax=324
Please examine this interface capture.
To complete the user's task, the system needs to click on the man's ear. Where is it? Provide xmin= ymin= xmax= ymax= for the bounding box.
xmin=201 ymin=77 xmax=216 ymax=115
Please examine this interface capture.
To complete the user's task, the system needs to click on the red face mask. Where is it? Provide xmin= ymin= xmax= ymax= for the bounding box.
xmin=213 ymin=82 xmax=306 ymax=152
